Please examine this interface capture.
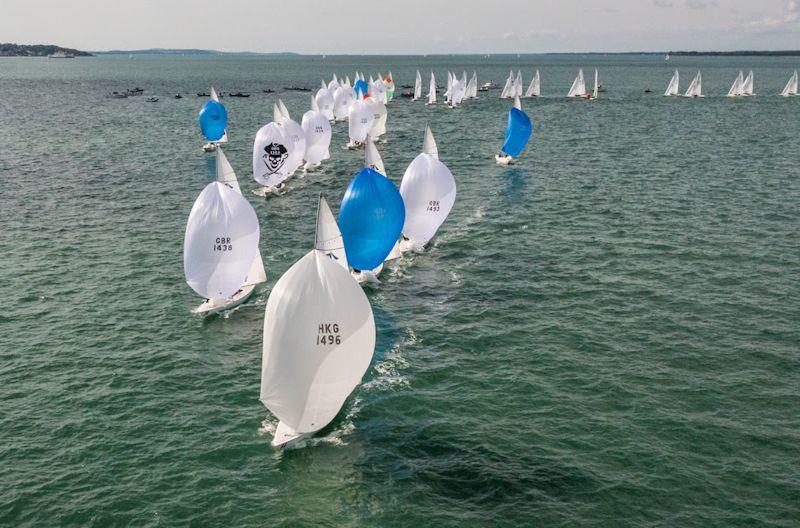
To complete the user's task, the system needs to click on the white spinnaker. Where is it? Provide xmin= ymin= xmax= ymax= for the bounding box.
xmin=781 ymin=70 xmax=798 ymax=96
xmin=253 ymin=121 xmax=294 ymax=187
xmin=365 ymin=137 xmax=386 ymax=175
xmin=315 ymin=197 xmax=348 ymax=271
xmin=414 ymin=70 xmax=422 ymax=100
xmin=684 ymin=71 xmax=702 ymax=97
xmin=216 ymin=148 xmax=266 ymax=286
xmin=371 ymin=78 xmax=387 ymax=104
xmin=315 ymin=87 xmax=335 ymax=120
xmin=260 ymin=249 xmax=375 ymax=434
xmin=301 ymin=108 xmax=332 ymax=166
xmin=328 ymin=74 xmax=340 ymax=92
xmin=348 ymin=97 xmax=374 ymax=143
xmin=274 ymin=102 xmax=306 ymax=175
xmin=367 ymin=97 xmax=388 ymax=139
xmin=423 ymin=125 xmax=438 ymax=159
xmin=184 ymin=181 xmax=260 ymax=300
xmin=665 ymin=70 xmax=680 ymax=96
xmin=427 ymin=73 xmax=437 ymax=104
xmin=333 ymin=86 xmax=353 ymax=121
xmin=727 ymin=71 xmax=744 ymax=97
xmin=741 ymin=70 xmax=754 ymax=95
xmin=450 ymin=79 xmax=466 ymax=106
xmin=400 ymin=153 xmax=457 ymax=246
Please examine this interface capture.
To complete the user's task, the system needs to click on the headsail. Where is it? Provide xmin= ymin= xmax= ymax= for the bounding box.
xmin=664 ymin=70 xmax=680 ymax=96
xmin=315 ymin=196 xmax=348 ymax=271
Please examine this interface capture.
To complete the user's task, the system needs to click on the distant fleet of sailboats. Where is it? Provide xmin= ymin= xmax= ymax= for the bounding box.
xmin=187 ymin=62 xmax=799 ymax=448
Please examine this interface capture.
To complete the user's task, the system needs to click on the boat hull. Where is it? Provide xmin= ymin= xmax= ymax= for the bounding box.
xmin=191 ymin=284 xmax=256 ymax=315
xmin=272 ymin=421 xmax=314 ymax=448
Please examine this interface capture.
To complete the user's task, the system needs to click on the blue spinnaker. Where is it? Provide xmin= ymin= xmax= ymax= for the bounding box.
xmin=501 ymin=108 xmax=532 ymax=158
xmin=338 ymin=167 xmax=405 ymax=270
xmin=198 ymin=100 xmax=228 ymax=141
xmin=354 ymin=79 xmax=369 ymax=97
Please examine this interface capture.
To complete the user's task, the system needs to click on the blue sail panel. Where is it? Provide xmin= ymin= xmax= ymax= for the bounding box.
xmin=501 ymin=108 xmax=532 ymax=158
xmin=338 ymin=167 xmax=405 ymax=270
xmin=198 ymin=100 xmax=228 ymax=141
xmin=354 ymin=79 xmax=369 ymax=97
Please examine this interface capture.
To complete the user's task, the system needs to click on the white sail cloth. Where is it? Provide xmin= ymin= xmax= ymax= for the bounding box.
xmin=315 ymin=87 xmax=335 ymax=120
xmin=399 ymin=153 xmax=456 ymax=246
xmin=333 ymin=86 xmax=353 ymax=121
xmin=184 ymin=181 xmax=260 ymax=299
xmin=253 ymin=122 xmax=294 ymax=187
xmin=315 ymin=197 xmax=348 ymax=271
xmin=348 ymin=98 xmax=373 ymax=144
xmin=260 ymin=250 xmax=376 ymax=435
xmin=301 ymin=109 xmax=332 ymax=166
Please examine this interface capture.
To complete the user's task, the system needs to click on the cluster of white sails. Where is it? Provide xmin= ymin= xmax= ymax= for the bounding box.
xmin=500 ymin=70 xmax=541 ymax=98
xmin=411 ymin=70 xmax=478 ymax=107
xmin=665 ymin=69 xmax=798 ymax=98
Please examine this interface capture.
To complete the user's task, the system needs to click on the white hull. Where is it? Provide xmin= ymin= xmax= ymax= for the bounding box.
xmin=399 ymin=238 xmax=425 ymax=254
xmin=192 ymin=284 xmax=256 ymax=315
xmin=271 ymin=420 xmax=314 ymax=448
xmin=202 ymin=142 xmax=217 ymax=153
xmin=495 ymin=154 xmax=514 ymax=166
xmin=353 ymin=265 xmax=383 ymax=284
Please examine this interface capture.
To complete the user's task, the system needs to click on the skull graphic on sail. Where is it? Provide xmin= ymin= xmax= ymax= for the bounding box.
xmin=263 ymin=142 xmax=288 ymax=174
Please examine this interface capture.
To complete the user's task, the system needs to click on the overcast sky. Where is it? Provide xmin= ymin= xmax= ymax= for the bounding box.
xmin=2 ymin=0 xmax=799 ymax=53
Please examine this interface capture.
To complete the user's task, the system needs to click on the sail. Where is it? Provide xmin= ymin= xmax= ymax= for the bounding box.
xmin=367 ymin=97 xmax=388 ymax=139
xmin=684 ymin=71 xmax=702 ymax=97
xmin=501 ymin=101 xmax=532 ymax=158
xmin=741 ymin=70 xmax=754 ymax=96
xmin=301 ymin=107 xmax=332 ymax=166
xmin=400 ymin=152 xmax=456 ymax=246
xmin=727 ymin=71 xmax=744 ymax=97
xmin=427 ymin=73 xmax=436 ymax=104
xmin=524 ymin=72 xmax=537 ymax=97
xmin=500 ymin=74 xmax=513 ymax=98
xmin=414 ymin=70 xmax=422 ymax=100
xmin=781 ymin=70 xmax=798 ymax=96
xmin=514 ymin=71 xmax=523 ymax=97
xmin=253 ymin=122 xmax=294 ymax=187
xmin=423 ymin=125 xmax=438 ymax=159
xmin=260 ymin=249 xmax=375 ymax=434
xmin=183 ymin=182 xmax=260 ymax=300
xmin=210 ymin=86 xmax=220 ymax=102
xmin=567 ymin=69 xmax=586 ymax=97
xmin=664 ymin=70 xmax=679 ymax=96
xmin=215 ymin=148 xmax=266 ymax=286
xmin=592 ymin=70 xmax=599 ymax=99
xmin=450 ymin=80 xmax=466 ymax=106
xmin=199 ymin=99 xmax=227 ymax=142
xmin=273 ymin=102 xmax=306 ymax=175
xmin=365 ymin=137 xmax=386 ymax=175
xmin=315 ymin=196 xmax=348 ymax=271
xmin=347 ymin=97 xmax=374 ymax=144
xmin=338 ymin=167 xmax=405 ymax=270
xmin=315 ymin=87 xmax=335 ymax=121
xmin=333 ymin=86 xmax=352 ymax=120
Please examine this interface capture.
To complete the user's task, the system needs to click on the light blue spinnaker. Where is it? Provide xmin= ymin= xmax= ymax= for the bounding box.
xmin=338 ymin=167 xmax=405 ymax=271
xmin=500 ymin=107 xmax=532 ymax=158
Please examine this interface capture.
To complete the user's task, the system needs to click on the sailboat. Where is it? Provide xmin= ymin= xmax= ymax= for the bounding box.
xmin=274 ymin=100 xmax=307 ymax=176
xmin=664 ymin=70 xmax=680 ymax=96
xmin=780 ymin=70 xmax=798 ymax=97
xmin=413 ymin=70 xmax=422 ymax=101
xmin=426 ymin=72 xmax=437 ymax=105
xmin=260 ymin=200 xmax=376 ymax=448
xmin=591 ymin=69 xmax=599 ymax=100
xmin=398 ymin=126 xmax=456 ymax=254
xmin=252 ymin=111 xmax=295 ymax=196
xmin=467 ymin=71 xmax=478 ymax=98
xmin=332 ymin=85 xmax=353 ymax=121
xmin=200 ymin=86 xmax=228 ymax=152
xmin=495 ymin=96 xmax=532 ymax=166
xmin=727 ymin=71 xmax=744 ymax=98
xmin=683 ymin=71 xmax=703 ymax=98
xmin=367 ymin=94 xmax=388 ymax=141
xmin=514 ymin=70 xmax=524 ymax=97
xmin=355 ymin=138 xmax=392 ymax=283
xmin=315 ymin=82 xmax=335 ymax=121
xmin=741 ymin=70 xmax=755 ymax=96
xmin=567 ymin=69 xmax=587 ymax=98
xmin=338 ymin=167 xmax=405 ymax=284
xmin=524 ymin=70 xmax=540 ymax=97
xmin=449 ymin=79 xmax=466 ymax=107
xmin=347 ymin=93 xmax=374 ymax=148
xmin=190 ymin=148 xmax=266 ymax=314
xmin=301 ymin=95 xmax=332 ymax=170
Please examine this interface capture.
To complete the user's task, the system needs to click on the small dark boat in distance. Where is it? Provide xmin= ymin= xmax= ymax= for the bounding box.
xmin=263 ymin=89 xmax=275 ymax=94
xmin=146 ymin=97 xmax=159 ymax=102
xmin=197 ymin=92 xmax=210 ymax=97
xmin=400 ymin=91 xmax=414 ymax=98
xmin=284 ymin=86 xmax=312 ymax=92
xmin=229 ymin=92 xmax=251 ymax=98
xmin=174 ymin=94 xmax=183 ymax=99
xmin=400 ymin=84 xmax=413 ymax=89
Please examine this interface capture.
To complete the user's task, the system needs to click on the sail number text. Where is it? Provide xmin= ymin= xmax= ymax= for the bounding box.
xmin=213 ymin=236 xmax=233 ymax=252
xmin=317 ymin=323 xmax=341 ymax=345
xmin=427 ymin=200 xmax=440 ymax=212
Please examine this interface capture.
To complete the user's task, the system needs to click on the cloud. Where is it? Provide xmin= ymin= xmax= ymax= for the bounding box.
xmin=652 ymin=0 xmax=674 ymax=6
xmin=685 ymin=0 xmax=718 ymax=9
xmin=746 ymin=0 xmax=799 ymax=29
